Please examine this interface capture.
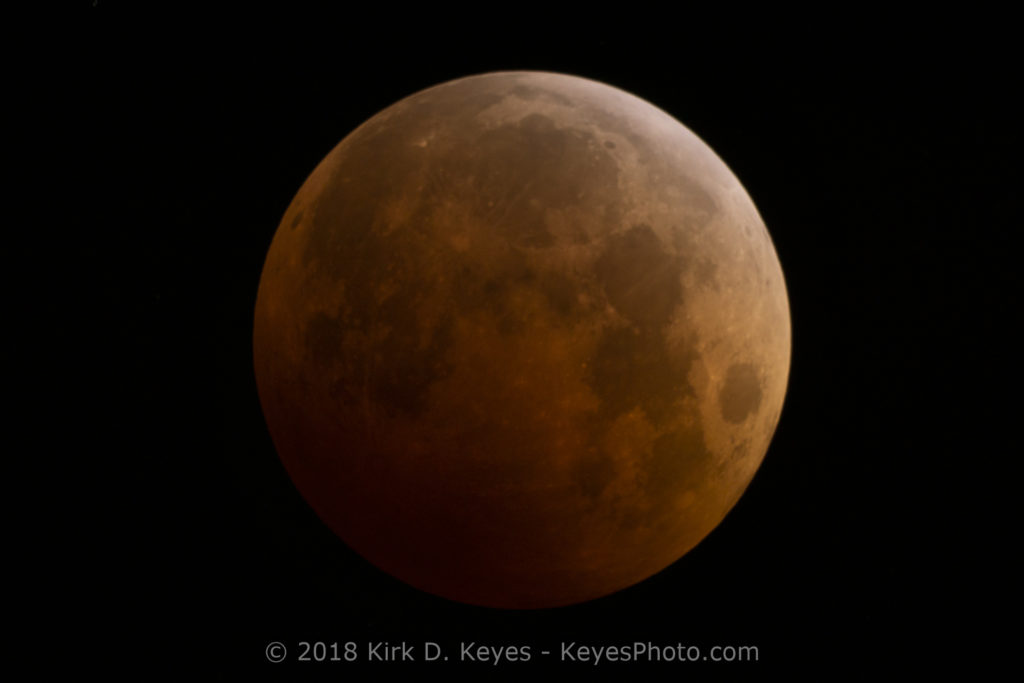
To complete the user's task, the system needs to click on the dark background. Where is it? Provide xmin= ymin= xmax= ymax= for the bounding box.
xmin=66 ymin=6 xmax=1015 ymax=678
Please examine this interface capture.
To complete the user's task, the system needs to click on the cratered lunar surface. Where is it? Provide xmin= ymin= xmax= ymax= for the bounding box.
xmin=254 ymin=71 xmax=790 ymax=609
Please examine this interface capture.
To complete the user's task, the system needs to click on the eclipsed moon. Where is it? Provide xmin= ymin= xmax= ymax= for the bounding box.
xmin=253 ymin=71 xmax=791 ymax=609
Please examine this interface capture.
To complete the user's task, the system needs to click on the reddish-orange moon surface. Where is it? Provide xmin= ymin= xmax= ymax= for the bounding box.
xmin=253 ymin=72 xmax=790 ymax=608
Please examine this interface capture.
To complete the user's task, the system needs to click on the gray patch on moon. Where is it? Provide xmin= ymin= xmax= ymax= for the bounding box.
xmin=595 ymin=223 xmax=683 ymax=330
xmin=301 ymin=224 xmax=457 ymax=417
xmin=304 ymin=305 xmax=456 ymax=418
xmin=537 ymin=270 xmax=583 ymax=319
xmin=302 ymin=129 xmax=423 ymax=270
xmin=719 ymin=363 xmax=763 ymax=424
xmin=588 ymin=326 xmax=695 ymax=425
xmin=576 ymin=419 xmax=714 ymax=532
xmin=649 ymin=423 xmax=713 ymax=501
xmin=582 ymin=105 xmax=654 ymax=166
xmin=450 ymin=256 xmax=531 ymax=319
xmin=576 ymin=445 xmax=615 ymax=500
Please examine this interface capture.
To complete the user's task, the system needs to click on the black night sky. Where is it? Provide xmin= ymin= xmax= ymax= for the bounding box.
xmin=67 ymin=7 xmax=1016 ymax=678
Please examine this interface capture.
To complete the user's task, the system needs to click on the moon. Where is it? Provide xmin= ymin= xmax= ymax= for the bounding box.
xmin=253 ymin=71 xmax=790 ymax=609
